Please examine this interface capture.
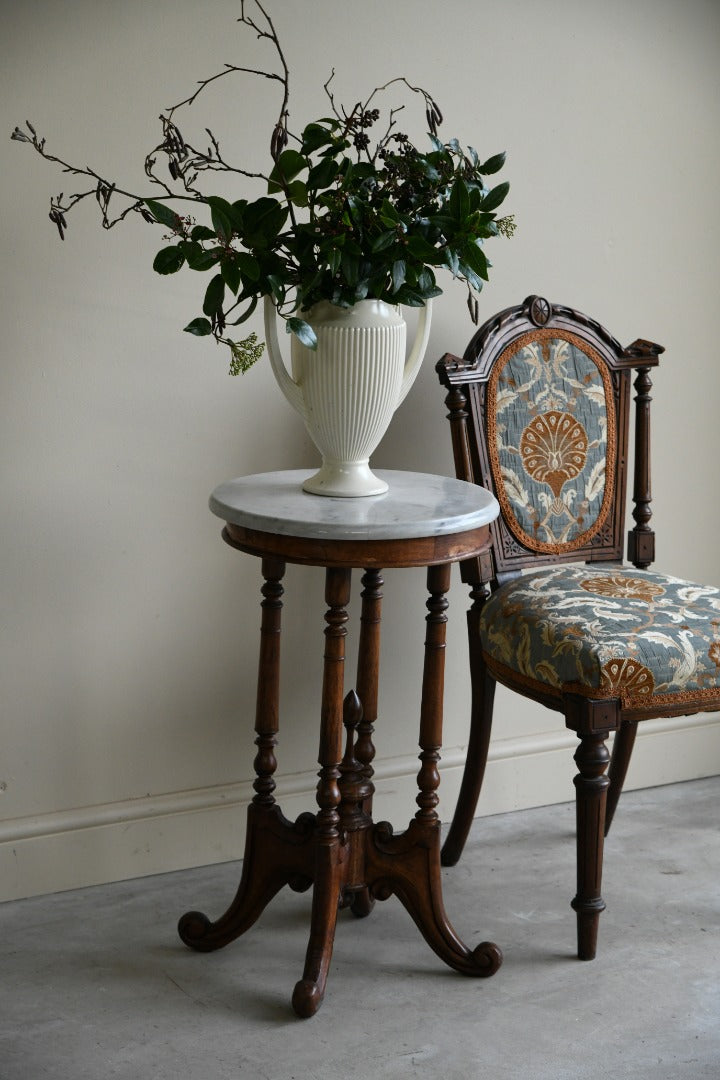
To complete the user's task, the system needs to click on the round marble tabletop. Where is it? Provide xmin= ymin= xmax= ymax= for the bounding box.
xmin=210 ymin=470 xmax=499 ymax=541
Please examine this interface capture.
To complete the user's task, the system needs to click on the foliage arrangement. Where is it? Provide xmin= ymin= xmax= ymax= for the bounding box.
xmin=12 ymin=1 xmax=514 ymax=374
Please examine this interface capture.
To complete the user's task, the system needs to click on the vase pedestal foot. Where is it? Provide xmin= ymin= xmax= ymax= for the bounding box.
xmin=302 ymin=460 xmax=388 ymax=498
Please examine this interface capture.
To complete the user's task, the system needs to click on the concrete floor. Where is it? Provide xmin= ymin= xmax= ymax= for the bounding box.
xmin=1 ymin=777 xmax=718 ymax=1080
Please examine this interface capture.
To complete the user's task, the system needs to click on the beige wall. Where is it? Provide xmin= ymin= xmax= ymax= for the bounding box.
xmin=2 ymin=0 xmax=719 ymax=901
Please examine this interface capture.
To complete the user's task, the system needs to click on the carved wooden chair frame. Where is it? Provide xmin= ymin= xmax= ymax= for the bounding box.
xmin=436 ymin=294 xmax=720 ymax=960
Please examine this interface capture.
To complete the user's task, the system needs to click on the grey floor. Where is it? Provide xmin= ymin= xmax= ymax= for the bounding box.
xmin=1 ymin=778 xmax=718 ymax=1080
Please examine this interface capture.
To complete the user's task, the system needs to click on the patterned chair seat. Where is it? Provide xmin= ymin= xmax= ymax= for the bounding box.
xmin=481 ymin=565 xmax=720 ymax=709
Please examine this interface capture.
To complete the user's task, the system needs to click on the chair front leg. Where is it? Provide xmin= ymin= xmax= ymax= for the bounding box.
xmin=571 ymin=731 xmax=611 ymax=960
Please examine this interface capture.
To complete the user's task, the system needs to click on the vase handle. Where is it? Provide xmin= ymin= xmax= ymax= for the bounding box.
xmin=263 ymin=295 xmax=307 ymax=419
xmin=397 ymin=298 xmax=433 ymax=406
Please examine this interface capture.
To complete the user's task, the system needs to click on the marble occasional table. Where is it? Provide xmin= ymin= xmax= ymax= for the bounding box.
xmin=178 ymin=470 xmax=502 ymax=1017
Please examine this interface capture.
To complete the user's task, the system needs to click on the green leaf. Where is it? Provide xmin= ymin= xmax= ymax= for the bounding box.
xmin=206 ymin=195 xmax=234 ymax=217
xmin=458 ymin=261 xmax=483 ymax=291
xmin=352 ymin=279 xmax=370 ymax=302
xmin=481 ymin=181 xmax=510 ymax=212
xmin=268 ymin=149 xmax=308 ymax=193
xmin=327 ymin=247 xmax=342 ymax=276
xmin=242 ymin=197 xmax=288 ymax=246
xmin=448 ymin=177 xmax=470 ymax=222
xmin=405 ymin=234 xmax=437 ymax=262
xmin=184 ymin=246 xmax=219 ymax=272
xmin=190 ymin=225 xmax=216 ymax=242
xmin=266 ymin=275 xmax=286 ymax=304
xmin=226 ymin=296 xmax=258 ymax=327
xmin=286 ymin=317 xmax=318 ymax=350
xmin=152 ymin=246 xmax=185 ymax=275
xmin=462 ymin=241 xmax=489 ymax=281
xmin=221 ymin=258 xmax=241 ymax=294
xmin=202 ymin=274 xmax=225 ymax=316
xmin=145 ymin=199 xmax=182 ymax=230
xmin=307 ymin=157 xmax=340 ymax=190
xmin=379 ymin=199 xmax=401 ymax=227
xmin=393 ymin=286 xmax=425 ymax=307
xmin=479 ymin=151 xmax=506 ymax=175
xmin=210 ymin=204 xmax=233 ymax=242
xmin=235 ymin=252 xmax=261 ymax=282
xmin=287 ymin=180 xmax=308 ymax=207
xmin=370 ymin=229 xmax=397 ymax=254
xmin=183 ymin=317 xmax=212 ymax=337
xmin=301 ymin=122 xmax=337 ymax=154
xmin=391 ymin=259 xmax=407 ymax=294
xmin=417 ymin=268 xmax=443 ymax=298
xmin=229 ymin=200 xmax=247 ymax=231
xmin=341 ymin=249 xmax=360 ymax=286
xmin=443 ymin=248 xmax=461 ymax=276
xmin=345 ymin=161 xmax=375 ymax=183
xmin=421 ymin=160 xmax=441 ymax=182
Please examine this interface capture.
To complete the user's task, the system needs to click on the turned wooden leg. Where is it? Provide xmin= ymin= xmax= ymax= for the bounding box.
xmin=571 ymin=731 xmax=610 ymax=961
xmin=365 ymin=563 xmax=502 ymax=978
xmin=337 ymin=690 xmax=376 ymax=919
xmin=292 ymin=567 xmax=351 ymax=1019
xmin=355 ymin=568 xmax=382 ymax=814
xmin=346 ymin=568 xmax=383 ymax=918
xmin=415 ymin=563 xmax=451 ymax=824
xmin=604 ymin=720 xmax=638 ymax=836
xmin=442 ymin=579 xmax=495 ymax=866
xmin=179 ymin=558 xmax=316 ymax=953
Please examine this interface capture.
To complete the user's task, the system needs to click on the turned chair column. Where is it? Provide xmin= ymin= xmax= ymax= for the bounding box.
xmin=627 ymin=364 xmax=655 ymax=570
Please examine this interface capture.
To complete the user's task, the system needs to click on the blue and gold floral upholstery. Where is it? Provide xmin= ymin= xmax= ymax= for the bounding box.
xmin=481 ymin=566 xmax=720 ymax=708
xmin=487 ymin=329 xmax=615 ymax=554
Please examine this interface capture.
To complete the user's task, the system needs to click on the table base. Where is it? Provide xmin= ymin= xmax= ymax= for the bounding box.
xmin=179 ymin=560 xmax=501 ymax=1017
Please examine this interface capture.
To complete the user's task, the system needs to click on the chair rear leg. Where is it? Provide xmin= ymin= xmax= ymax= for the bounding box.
xmin=604 ymin=720 xmax=638 ymax=836
xmin=441 ymin=648 xmax=495 ymax=867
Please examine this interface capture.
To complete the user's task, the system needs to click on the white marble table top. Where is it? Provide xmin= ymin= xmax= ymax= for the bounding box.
xmin=209 ymin=470 xmax=499 ymax=541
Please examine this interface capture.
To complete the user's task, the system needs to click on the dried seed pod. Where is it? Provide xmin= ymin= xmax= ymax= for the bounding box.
xmin=49 ymin=208 xmax=65 ymax=240
xmin=270 ymin=121 xmax=288 ymax=161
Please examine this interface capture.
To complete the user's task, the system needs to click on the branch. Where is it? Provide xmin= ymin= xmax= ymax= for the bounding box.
xmin=161 ymin=0 xmax=291 ymax=163
xmin=12 ymin=123 xmax=199 ymax=234
xmin=11 ymin=0 xmax=295 ymax=239
xmin=362 ymin=76 xmax=443 ymax=136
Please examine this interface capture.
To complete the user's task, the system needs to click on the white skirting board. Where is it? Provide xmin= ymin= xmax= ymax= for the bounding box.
xmin=1 ymin=712 xmax=718 ymax=903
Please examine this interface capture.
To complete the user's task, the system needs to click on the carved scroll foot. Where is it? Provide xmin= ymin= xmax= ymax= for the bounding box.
xmin=178 ymin=803 xmax=314 ymax=953
xmin=367 ymin=820 xmax=502 ymax=978
xmin=348 ymin=886 xmax=375 ymax=918
xmin=291 ymin=978 xmax=323 ymax=1019
xmin=292 ymin=843 xmax=345 ymax=1018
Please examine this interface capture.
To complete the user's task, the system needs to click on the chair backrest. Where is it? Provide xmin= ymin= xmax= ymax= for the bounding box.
xmin=436 ymin=296 xmax=664 ymax=582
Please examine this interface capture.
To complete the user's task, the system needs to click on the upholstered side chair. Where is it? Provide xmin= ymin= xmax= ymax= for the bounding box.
xmin=436 ymin=295 xmax=720 ymax=960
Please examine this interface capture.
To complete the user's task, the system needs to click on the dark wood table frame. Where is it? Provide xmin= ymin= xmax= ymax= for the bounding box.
xmin=178 ymin=518 xmax=502 ymax=1017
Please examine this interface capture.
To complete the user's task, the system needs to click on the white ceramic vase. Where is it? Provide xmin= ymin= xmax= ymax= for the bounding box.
xmin=264 ymin=296 xmax=432 ymax=496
